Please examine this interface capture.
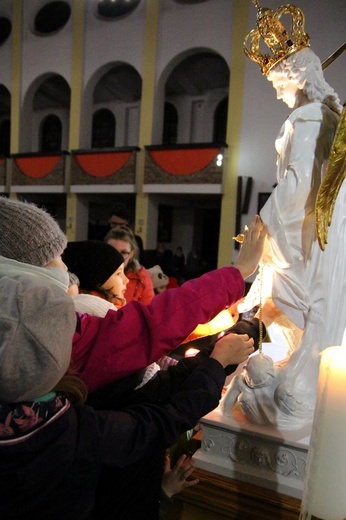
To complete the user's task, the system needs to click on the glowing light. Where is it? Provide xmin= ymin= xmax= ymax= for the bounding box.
xmin=185 ymin=348 xmax=200 ymax=358
xmin=182 ymin=308 xmax=235 ymax=344
xmin=216 ymin=154 xmax=223 ymax=167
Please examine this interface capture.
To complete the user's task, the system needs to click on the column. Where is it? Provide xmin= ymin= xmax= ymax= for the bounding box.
xmin=134 ymin=0 xmax=160 ymax=248
xmin=66 ymin=0 xmax=85 ymax=241
xmin=217 ymin=0 xmax=250 ymax=267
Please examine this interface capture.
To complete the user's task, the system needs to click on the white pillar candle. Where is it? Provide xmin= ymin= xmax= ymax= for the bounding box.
xmin=300 ymin=346 xmax=346 ymax=520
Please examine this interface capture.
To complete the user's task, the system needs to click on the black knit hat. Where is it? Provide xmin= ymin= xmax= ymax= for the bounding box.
xmin=62 ymin=241 xmax=124 ymax=291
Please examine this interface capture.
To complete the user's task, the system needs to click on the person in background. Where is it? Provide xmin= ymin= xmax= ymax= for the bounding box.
xmin=172 ymin=246 xmax=186 ymax=284
xmin=105 ymin=225 xmax=155 ymax=305
xmin=186 ymin=247 xmax=203 ymax=279
xmin=150 ymin=242 xmax=172 ymax=275
xmin=107 ymin=203 xmax=145 ymax=264
xmin=156 ymin=242 xmax=166 ymax=265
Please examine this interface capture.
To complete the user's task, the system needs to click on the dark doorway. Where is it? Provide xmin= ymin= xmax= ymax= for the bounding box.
xmin=213 ymin=96 xmax=228 ymax=144
xmin=200 ymin=207 xmax=221 ymax=272
xmin=92 ymin=108 xmax=116 ymax=148
xmin=162 ymin=102 xmax=178 ymax=145
xmin=40 ymin=114 xmax=62 ymax=152
xmin=0 ymin=119 xmax=10 ymax=155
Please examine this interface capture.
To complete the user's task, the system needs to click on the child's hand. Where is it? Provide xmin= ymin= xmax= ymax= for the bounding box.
xmin=210 ymin=333 xmax=254 ymax=368
xmin=234 ymin=215 xmax=267 ymax=279
xmin=161 ymin=453 xmax=199 ymax=498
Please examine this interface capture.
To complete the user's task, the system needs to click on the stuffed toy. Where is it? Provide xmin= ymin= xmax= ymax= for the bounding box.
xmin=147 ymin=265 xmax=169 ymax=294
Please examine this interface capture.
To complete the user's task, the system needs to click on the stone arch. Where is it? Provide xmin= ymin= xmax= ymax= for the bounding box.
xmin=154 ymin=48 xmax=229 ymax=144
xmin=21 ymin=73 xmax=70 ymax=152
xmin=82 ymin=62 xmax=141 ymax=148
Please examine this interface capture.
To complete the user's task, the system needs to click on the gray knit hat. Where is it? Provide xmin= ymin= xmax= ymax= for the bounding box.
xmin=0 ymin=272 xmax=76 ymax=402
xmin=0 ymin=197 xmax=67 ymax=267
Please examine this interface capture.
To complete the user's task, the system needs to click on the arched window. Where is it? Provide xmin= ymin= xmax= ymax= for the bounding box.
xmin=162 ymin=102 xmax=178 ymax=145
xmin=40 ymin=115 xmax=62 ymax=152
xmin=96 ymin=0 xmax=140 ymax=18
xmin=0 ymin=17 xmax=12 ymax=45
xmin=213 ymin=97 xmax=228 ymax=144
xmin=92 ymin=109 xmax=116 ymax=148
xmin=0 ymin=119 xmax=10 ymax=155
xmin=34 ymin=2 xmax=71 ymax=34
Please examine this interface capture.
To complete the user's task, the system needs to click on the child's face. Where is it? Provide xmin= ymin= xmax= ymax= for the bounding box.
xmin=45 ymin=254 xmax=68 ymax=271
xmin=67 ymin=283 xmax=79 ymax=296
xmin=101 ymin=263 xmax=129 ymax=304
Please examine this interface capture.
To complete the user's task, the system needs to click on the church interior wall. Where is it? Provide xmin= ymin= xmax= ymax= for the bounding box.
xmin=21 ymin=1 xmax=72 ymax=96
xmin=157 ymin=0 xmax=234 ymax=71
xmin=0 ymin=0 xmax=345 ymax=268
xmin=83 ymin=0 xmax=146 ymax=83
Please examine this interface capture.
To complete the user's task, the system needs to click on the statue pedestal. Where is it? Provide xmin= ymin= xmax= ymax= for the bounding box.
xmin=193 ymin=406 xmax=311 ymax=499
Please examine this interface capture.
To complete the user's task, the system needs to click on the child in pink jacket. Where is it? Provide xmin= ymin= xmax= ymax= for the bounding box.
xmin=0 ymin=196 xmax=266 ymax=394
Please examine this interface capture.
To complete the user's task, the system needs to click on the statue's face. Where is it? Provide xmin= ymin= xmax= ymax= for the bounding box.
xmin=269 ymin=72 xmax=301 ymax=108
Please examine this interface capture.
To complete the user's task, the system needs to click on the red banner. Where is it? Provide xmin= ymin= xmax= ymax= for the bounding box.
xmin=149 ymin=148 xmax=219 ymax=175
xmin=74 ymin=152 xmax=131 ymax=177
xmin=15 ymin=155 xmax=61 ymax=178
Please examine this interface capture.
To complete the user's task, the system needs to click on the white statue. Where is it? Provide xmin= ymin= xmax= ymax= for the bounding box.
xmin=220 ymin=351 xmax=315 ymax=428
xmin=221 ymin=45 xmax=345 ymax=429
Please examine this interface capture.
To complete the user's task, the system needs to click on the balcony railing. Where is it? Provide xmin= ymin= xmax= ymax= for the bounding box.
xmin=6 ymin=143 xmax=227 ymax=194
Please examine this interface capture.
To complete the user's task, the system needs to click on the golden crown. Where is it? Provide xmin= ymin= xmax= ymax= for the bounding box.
xmin=244 ymin=1 xmax=310 ymax=75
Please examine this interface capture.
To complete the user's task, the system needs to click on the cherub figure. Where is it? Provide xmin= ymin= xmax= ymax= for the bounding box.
xmin=220 ymin=350 xmax=313 ymax=429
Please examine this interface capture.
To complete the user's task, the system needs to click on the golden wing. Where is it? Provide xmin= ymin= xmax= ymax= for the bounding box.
xmin=316 ymin=104 xmax=346 ymax=251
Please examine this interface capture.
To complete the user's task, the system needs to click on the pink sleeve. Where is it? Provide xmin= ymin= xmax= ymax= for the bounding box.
xmin=71 ymin=266 xmax=244 ymax=392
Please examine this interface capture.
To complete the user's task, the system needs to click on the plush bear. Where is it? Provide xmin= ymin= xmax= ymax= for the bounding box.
xmin=147 ymin=265 xmax=169 ymax=294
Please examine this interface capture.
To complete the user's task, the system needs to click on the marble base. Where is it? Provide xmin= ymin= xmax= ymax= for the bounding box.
xmin=194 ymin=406 xmax=311 ymax=499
